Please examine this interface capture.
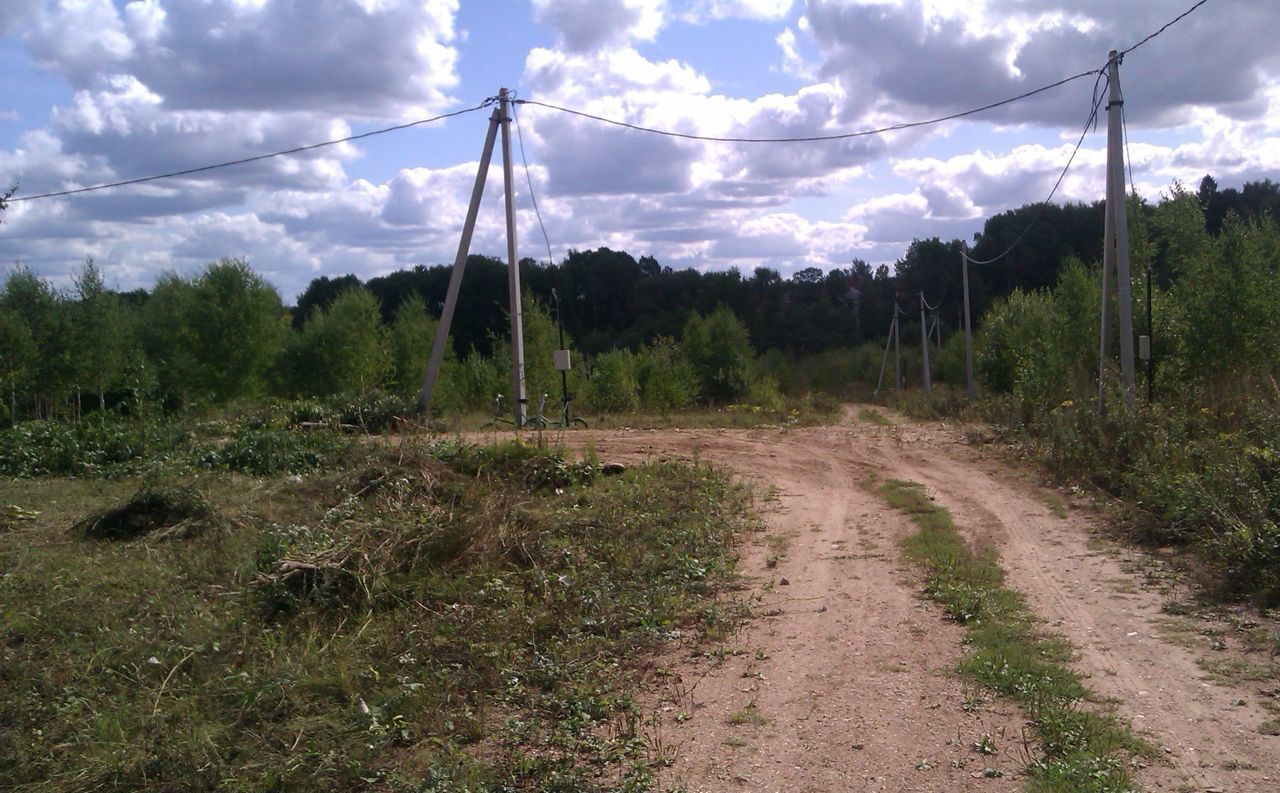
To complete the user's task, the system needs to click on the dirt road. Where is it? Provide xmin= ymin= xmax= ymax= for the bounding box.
xmin=565 ymin=410 xmax=1279 ymax=792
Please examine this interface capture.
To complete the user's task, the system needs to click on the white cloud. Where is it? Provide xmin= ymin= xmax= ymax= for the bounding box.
xmin=775 ymin=27 xmax=813 ymax=80
xmin=678 ymin=0 xmax=794 ymax=21
xmin=531 ymin=0 xmax=666 ymax=52
xmin=20 ymin=0 xmax=460 ymax=118
xmin=3 ymin=0 xmax=1278 ymax=296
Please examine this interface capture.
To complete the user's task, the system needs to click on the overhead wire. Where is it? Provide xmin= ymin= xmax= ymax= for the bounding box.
xmin=514 ymin=69 xmax=1100 ymax=144
xmin=1120 ymin=0 xmax=1211 ymax=57
xmin=9 ymin=98 xmax=499 ymax=203
xmin=5 ymin=0 xmax=1214 ymax=223
xmin=961 ymin=69 xmax=1109 ymax=267
xmin=509 ymin=93 xmax=556 ymax=270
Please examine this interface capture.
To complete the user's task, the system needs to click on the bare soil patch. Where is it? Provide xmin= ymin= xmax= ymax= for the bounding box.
xmin=556 ymin=408 xmax=1279 ymax=791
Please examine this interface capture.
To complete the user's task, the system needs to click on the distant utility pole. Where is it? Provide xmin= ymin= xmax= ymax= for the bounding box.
xmin=919 ymin=292 xmax=932 ymax=397
xmin=1098 ymin=51 xmax=1136 ymax=415
xmin=961 ymin=250 xmax=974 ymax=398
xmin=874 ymin=306 xmax=899 ymax=397
xmin=418 ymin=88 xmax=528 ymax=425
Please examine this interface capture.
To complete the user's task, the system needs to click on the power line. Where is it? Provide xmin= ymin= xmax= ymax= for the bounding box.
xmin=9 ymin=99 xmax=498 ymax=203
xmin=510 ymin=95 xmax=556 ymax=270
xmin=963 ymin=71 xmax=1109 ymax=267
xmin=515 ymin=69 xmax=1100 ymax=144
xmin=1121 ymin=0 xmax=1211 ymax=57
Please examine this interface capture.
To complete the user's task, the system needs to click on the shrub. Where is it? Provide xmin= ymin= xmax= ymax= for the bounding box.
xmin=583 ymin=350 xmax=640 ymax=413
xmin=682 ymin=306 xmax=754 ymax=403
xmin=636 ymin=336 xmax=697 ymax=413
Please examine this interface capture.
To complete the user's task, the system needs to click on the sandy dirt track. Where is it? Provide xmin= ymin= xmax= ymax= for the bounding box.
xmin=558 ymin=410 xmax=1279 ymax=792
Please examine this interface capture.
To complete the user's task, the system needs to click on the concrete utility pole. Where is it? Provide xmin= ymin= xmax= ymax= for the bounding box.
xmin=893 ymin=304 xmax=900 ymax=390
xmin=874 ymin=311 xmax=898 ymax=397
xmin=919 ymin=293 xmax=932 ymax=397
xmin=498 ymin=88 xmax=528 ymax=426
xmin=418 ymin=88 xmax=529 ymax=424
xmin=1098 ymin=51 xmax=1136 ymax=414
xmin=961 ymin=251 xmax=974 ymax=398
xmin=418 ymin=103 xmax=500 ymax=416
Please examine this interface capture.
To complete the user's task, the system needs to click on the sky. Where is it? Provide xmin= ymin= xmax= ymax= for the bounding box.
xmin=1 ymin=0 xmax=1277 ymax=303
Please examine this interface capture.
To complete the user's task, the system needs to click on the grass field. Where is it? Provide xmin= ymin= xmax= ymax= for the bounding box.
xmin=0 ymin=437 xmax=754 ymax=792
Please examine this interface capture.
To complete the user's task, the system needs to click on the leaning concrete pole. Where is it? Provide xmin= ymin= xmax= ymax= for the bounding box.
xmin=498 ymin=88 xmax=528 ymax=427
xmin=919 ymin=293 xmax=932 ymax=397
xmin=418 ymin=103 xmax=502 ymax=416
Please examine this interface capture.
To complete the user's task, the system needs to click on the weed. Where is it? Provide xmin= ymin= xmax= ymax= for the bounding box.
xmin=727 ymin=702 xmax=768 ymax=726
xmin=857 ymin=407 xmax=891 ymax=426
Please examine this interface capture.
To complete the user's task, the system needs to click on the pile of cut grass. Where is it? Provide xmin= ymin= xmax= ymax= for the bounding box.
xmin=73 ymin=485 xmax=215 ymax=540
xmin=0 ymin=439 xmax=753 ymax=792
xmin=876 ymin=477 xmax=1150 ymax=793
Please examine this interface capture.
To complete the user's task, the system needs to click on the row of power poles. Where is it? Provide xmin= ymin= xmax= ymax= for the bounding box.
xmin=429 ymin=53 xmax=1141 ymax=420
xmin=885 ymin=51 xmax=1141 ymax=413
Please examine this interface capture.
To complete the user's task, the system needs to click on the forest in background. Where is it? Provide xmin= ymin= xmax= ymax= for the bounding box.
xmin=3 ymin=174 xmax=1280 ymax=604
xmin=1 ymin=174 xmax=1277 ymax=422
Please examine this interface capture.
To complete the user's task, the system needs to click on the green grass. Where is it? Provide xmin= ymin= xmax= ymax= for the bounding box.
xmin=465 ymin=394 xmax=843 ymax=433
xmin=874 ymin=477 xmax=1149 ymax=793
xmin=856 ymin=407 xmax=891 ymax=426
xmin=0 ymin=438 xmax=754 ymax=792
xmin=726 ymin=703 xmax=768 ymax=726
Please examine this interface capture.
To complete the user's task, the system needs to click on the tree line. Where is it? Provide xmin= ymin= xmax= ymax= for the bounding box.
xmin=1 ymin=174 xmax=1276 ymax=422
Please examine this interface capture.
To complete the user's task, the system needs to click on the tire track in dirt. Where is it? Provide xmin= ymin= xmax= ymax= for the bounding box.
xmin=869 ymin=427 xmax=1279 ymax=792
xmin=560 ymin=412 xmax=1278 ymax=792
xmin=574 ymin=427 xmax=1028 ymax=792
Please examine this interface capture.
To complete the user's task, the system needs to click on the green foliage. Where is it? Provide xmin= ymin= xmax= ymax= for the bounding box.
xmin=635 ymin=336 xmax=698 ymax=413
xmin=198 ymin=426 xmax=355 ymax=476
xmin=0 ymin=307 xmax=35 ymax=423
xmin=583 ymin=349 xmax=640 ymax=413
xmin=1 ymin=265 xmax=76 ymax=416
xmin=189 ymin=258 xmax=288 ymax=401
xmin=139 ymin=272 xmax=203 ymax=407
xmin=972 ymin=196 xmax=1280 ymax=604
xmin=1164 ymin=213 xmax=1280 ymax=398
xmin=386 ymin=293 xmax=443 ymax=398
xmin=282 ymin=287 xmax=390 ymax=397
xmin=0 ymin=417 xmax=195 ymax=478
xmin=682 ymin=306 xmax=754 ymax=403
xmin=72 ymin=259 xmax=138 ymax=410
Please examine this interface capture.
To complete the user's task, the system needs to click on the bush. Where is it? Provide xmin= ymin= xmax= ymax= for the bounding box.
xmin=636 ymin=337 xmax=697 ymax=413
xmin=583 ymin=350 xmax=640 ymax=413
xmin=682 ymin=306 xmax=753 ymax=403
xmin=199 ymin=427 xmax=355 ymax=476
xmin=0 ymin=417 xmax=194 ymax=477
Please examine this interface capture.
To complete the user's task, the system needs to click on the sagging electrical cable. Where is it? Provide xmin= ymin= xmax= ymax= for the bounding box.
xmin=10 ymin=98 xmax=499 ymax=203
xmin=509 ymin=93 xmax=556 ymax=270
xmin=962 ymin=69 xmax=1109 ymax=267
xmin=515 ymin=69 xmax=1100 ymax=144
